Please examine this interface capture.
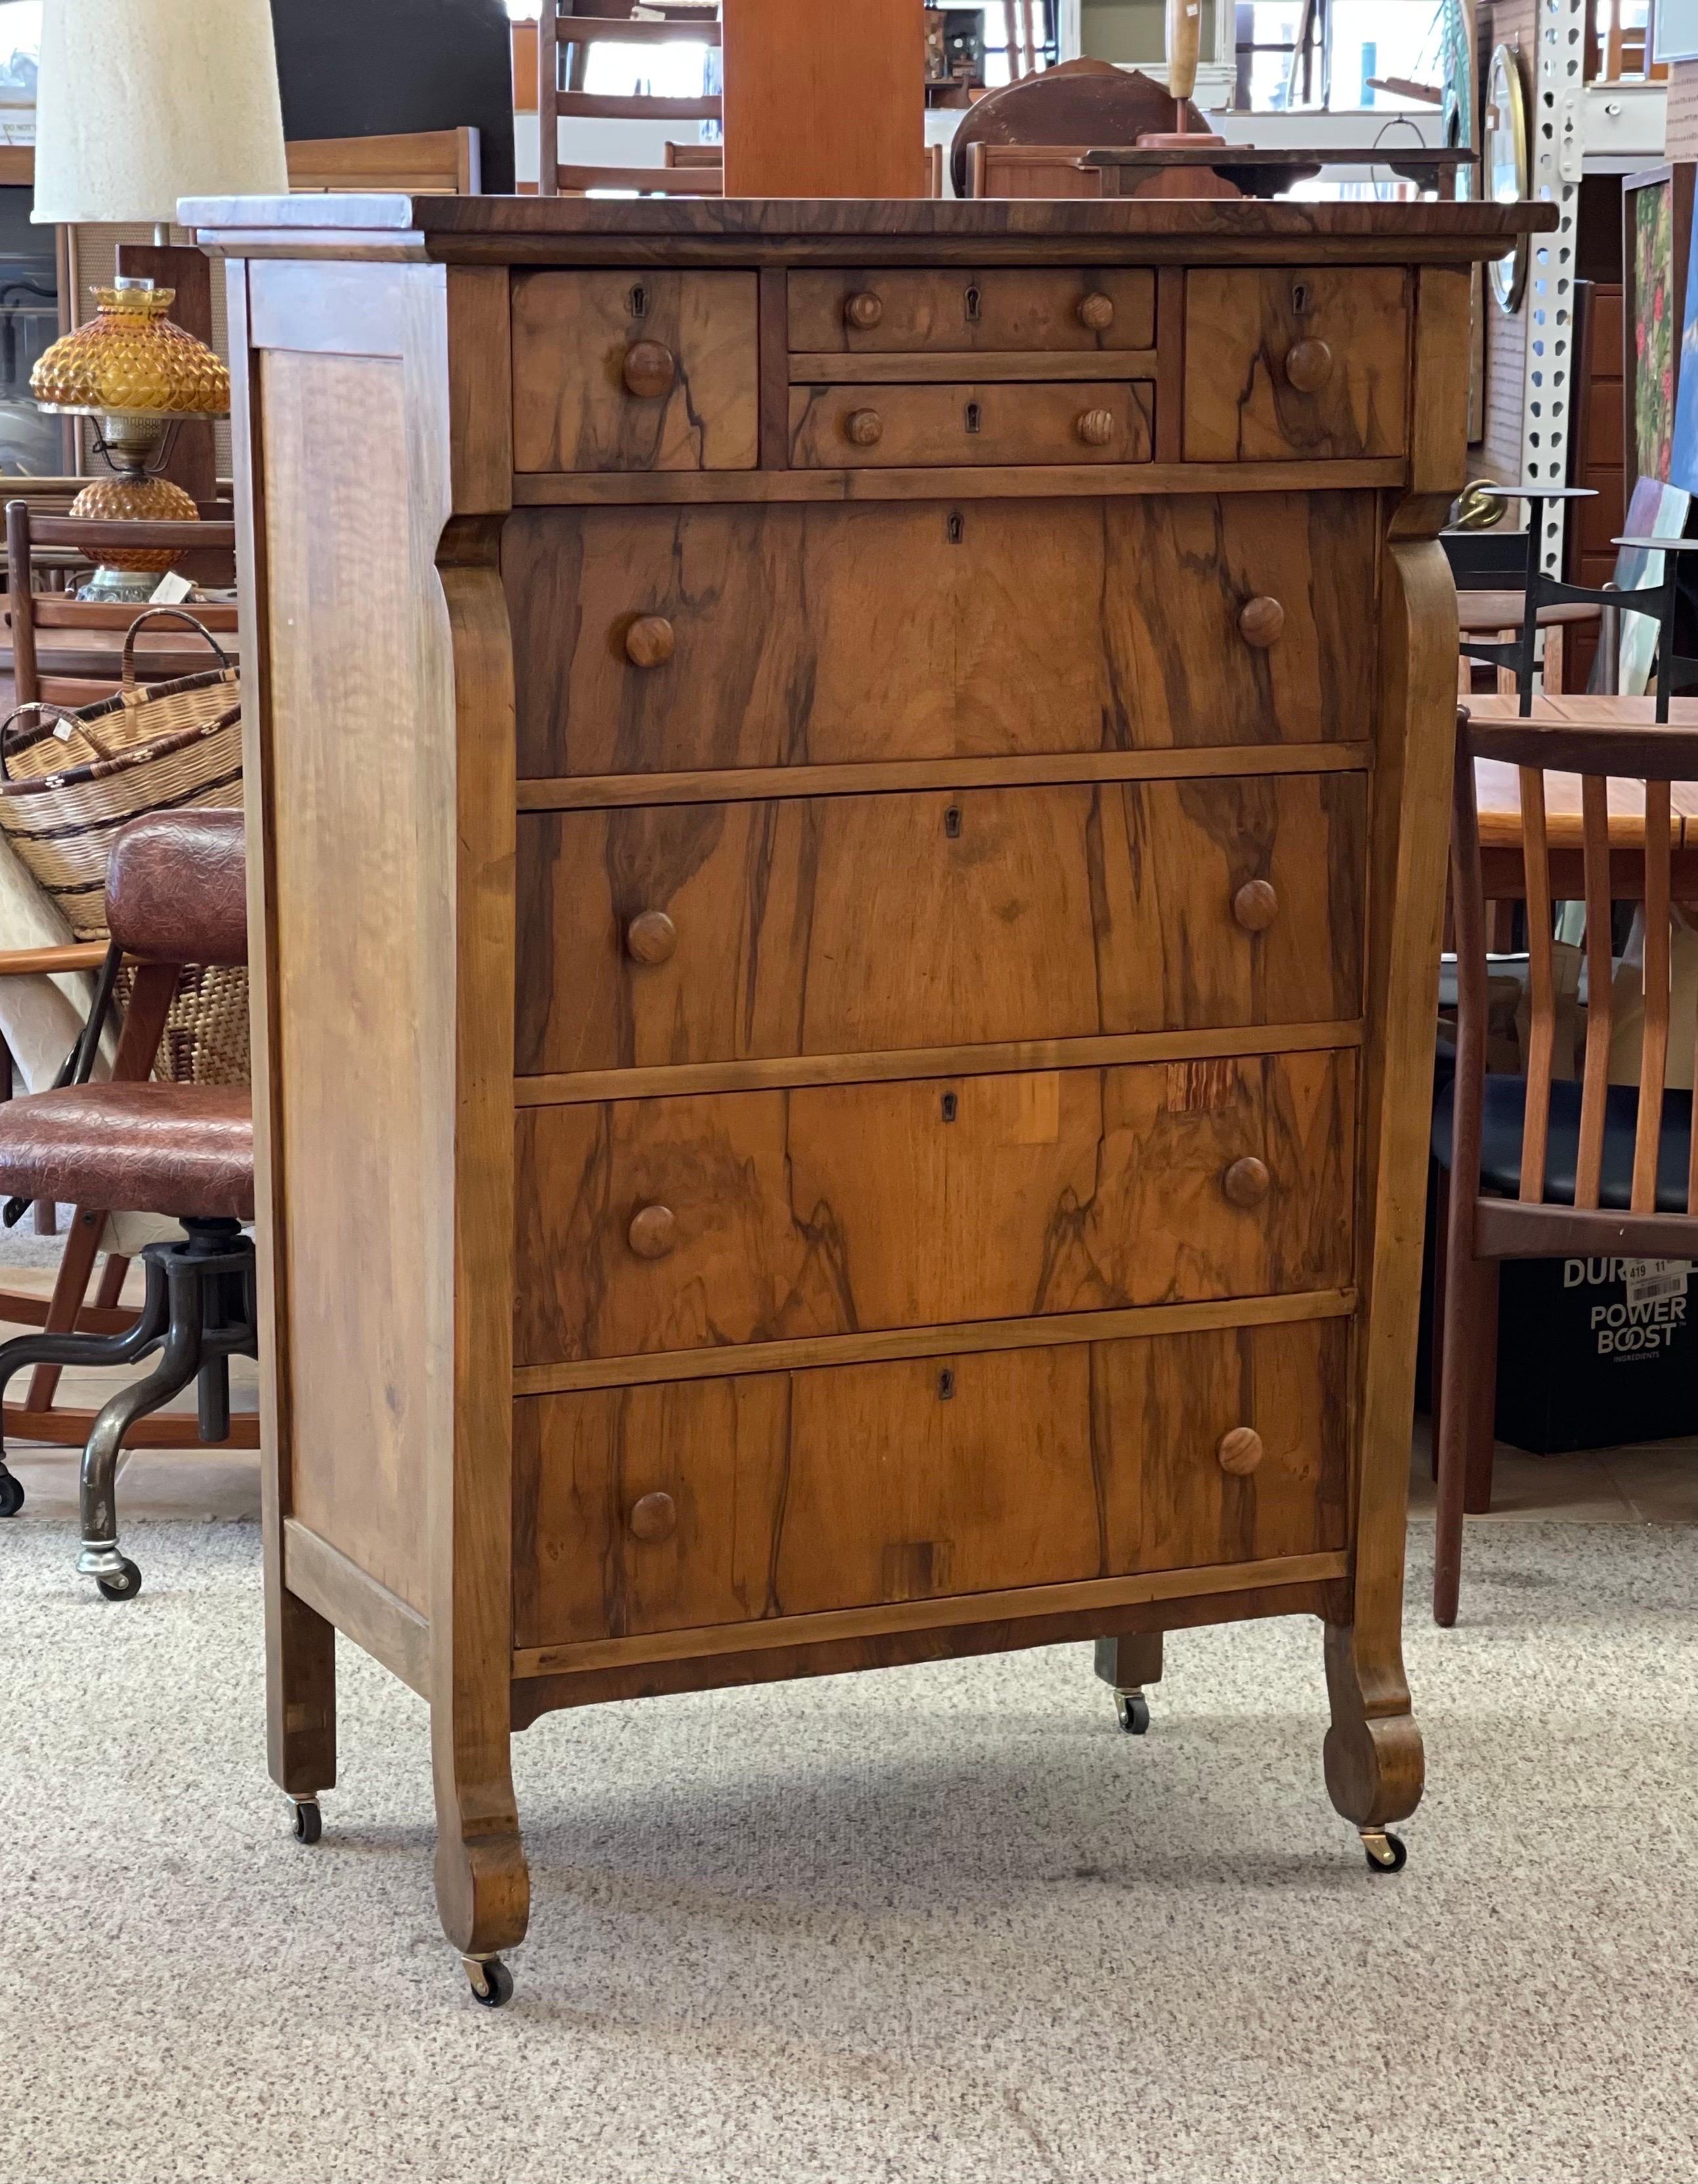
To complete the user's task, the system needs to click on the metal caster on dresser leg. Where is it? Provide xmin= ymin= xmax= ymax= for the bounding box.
xmin=463 ymin=1954 xmax=515 ymax=2009
xmin=1114 ymin=1688 xmax=1151 ymax=1736
xmin=1360 ymin=1828 xmax=1407 ymax=1874
xmin=0 ymin=1466 xmax=23 ymax=1517
xmin=290 ymin=1797 xmax=323 ymax=1846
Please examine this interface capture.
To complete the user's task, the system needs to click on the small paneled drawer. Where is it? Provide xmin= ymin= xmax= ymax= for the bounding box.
xmin=788 ymin=267 xmax=1158 ymax=355
xmin=511 ymin=270 xmax=758 ymax=473
xmin=1182 ymin=268 xmax=1409 ymax=463
xmin=788 ymin=381 xmax=1154 ymax=467
xmin=513 ymin=1051 xmax=1355 ymax=1366
xmin=513 ymin=1315 xmax=1349 ymax=1646
xmin=505 ymin=496 xmax=1381 ymax=775
xmin=515 ymin=775 xmax=1366 ymax=1075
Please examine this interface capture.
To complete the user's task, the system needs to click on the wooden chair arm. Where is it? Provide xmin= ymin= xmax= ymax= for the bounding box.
xmin=0 ymin=941 xmax=113 ymax=977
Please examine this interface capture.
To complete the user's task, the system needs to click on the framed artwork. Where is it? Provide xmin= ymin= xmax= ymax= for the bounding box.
xmin=1614 ymin=475 xmax=1693 ymax=697
xmin=1665 ymin=185 xmax=1698 ymax=500
xmin=1623 ymin=165 xmax=1695 ymax=507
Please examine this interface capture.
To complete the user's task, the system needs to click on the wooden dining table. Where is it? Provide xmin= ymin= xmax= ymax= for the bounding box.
xmin=1466 ymin=695 xmax=1698 ymax=901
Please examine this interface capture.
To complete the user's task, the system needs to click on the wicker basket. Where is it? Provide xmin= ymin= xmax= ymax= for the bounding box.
xmin=0 ymin=609 xmax=247 ymax=1086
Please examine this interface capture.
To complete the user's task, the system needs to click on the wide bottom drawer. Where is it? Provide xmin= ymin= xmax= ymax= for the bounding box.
xmin=513 ymin=1316 xmax=1349 ymax=1648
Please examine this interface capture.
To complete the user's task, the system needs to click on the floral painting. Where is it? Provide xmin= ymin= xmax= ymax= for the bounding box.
xmin=1636 ymin=179 xmax=1677 ymax=485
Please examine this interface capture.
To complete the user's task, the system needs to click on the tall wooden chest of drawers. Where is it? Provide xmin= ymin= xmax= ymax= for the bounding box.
xmin=196 ymin=192 xmax=1548 ymax=2000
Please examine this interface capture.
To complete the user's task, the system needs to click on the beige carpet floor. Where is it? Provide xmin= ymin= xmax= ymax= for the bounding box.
xmin=0 ymin=1518 xmax=1694 ymax=2184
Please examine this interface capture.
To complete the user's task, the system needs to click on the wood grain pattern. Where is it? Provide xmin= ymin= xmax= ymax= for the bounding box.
xmin=503 ymin=496 xmax=1381 ymax=776
xmin=513 ymin=1316 xmax=1348 ymax=1646
xmin=514 ymin=774 xmax=1365 ymax=1073
xmin=510 ymin=459 xmax=1409 ymax=506
xmin=1183 ymin=268 xmax=1409 ymax=463
xmin=786 ymin=267 xmax=1157 ymax=353
xmin=788 ymin=380 xmax=1155 ymax=467
xmin=513 ymin=1052 xmax=1355 ymax=1367
xmin=721 ymin=0 xmax=927 ymax=200
xmin=511 ymin=271 xmax=757 ymax=472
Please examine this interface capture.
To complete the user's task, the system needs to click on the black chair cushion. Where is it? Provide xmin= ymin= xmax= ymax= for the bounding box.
xmin=1433 ymin=1075 xmax=1695 ymax=1213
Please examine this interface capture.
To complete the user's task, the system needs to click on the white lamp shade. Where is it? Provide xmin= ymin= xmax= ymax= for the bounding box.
xmin=32 ymin=0 xmax=288 ymax=225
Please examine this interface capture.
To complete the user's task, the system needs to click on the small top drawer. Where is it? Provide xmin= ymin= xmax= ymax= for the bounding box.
xmin=512 ymin=270 xmax=758 ymax=473
xmin=788 ymin=381 xmax=1154 ymax=467
xmin=788 ymin=268 xmax=1157 ymax=355
xmin=1182 ymin=268 xmax=1409 ymax=463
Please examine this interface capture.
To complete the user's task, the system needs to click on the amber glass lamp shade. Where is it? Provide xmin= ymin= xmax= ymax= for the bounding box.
xmin=31 ymin=280 xmax=230 ymax=588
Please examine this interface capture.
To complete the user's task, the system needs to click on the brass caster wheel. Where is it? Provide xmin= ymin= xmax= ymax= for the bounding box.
xmin=464 ymin=1955 xmax=515 ymax=2009
xmin=291 ymin=1798 xmax=323 ymax=1846
xmin=1361 ymin=1828 xmax=1407 ymax=1874
xmin=0 ymin=1468 xmax=23 ymax=1517
xmin=1114 ymin=1689 xmax=1151 ymax=1736
xmin=95 ymin=1557 xmax=142 ymax=1602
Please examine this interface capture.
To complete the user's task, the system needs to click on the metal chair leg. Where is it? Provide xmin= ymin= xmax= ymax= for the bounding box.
xmin=0 ymin=1254 xmax=171 ymax=1517
xmin=77 ymin=1313 xmax=203 ymax=1600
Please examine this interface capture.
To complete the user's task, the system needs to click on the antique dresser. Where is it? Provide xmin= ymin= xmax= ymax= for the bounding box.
xmin=192 ymin=192 xmax=1547 ymax=2003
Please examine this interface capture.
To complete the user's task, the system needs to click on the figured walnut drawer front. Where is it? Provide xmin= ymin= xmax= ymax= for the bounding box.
xmin=513 ymin=1316 xmax=1349 ymax=1646
xmin=1182 ymin=268 xmax=1409 ymax=463
xmin=515 ymin=776 xmax=1365 ymax=1075
xmin=505 ymin=495 xmax=1378 ymax=776
xmin=511 ymin=270 xmax=758 ymax=473
xmin=787 ymin=267 xmax=1157 ymax=353
xmin=788 ymin=381 xmax=1153 ymax=467
xmin=513 ymin=1051 xmax=1355 ymax=1366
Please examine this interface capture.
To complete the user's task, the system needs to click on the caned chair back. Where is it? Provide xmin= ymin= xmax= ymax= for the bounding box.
xmin=1451 ymin=705 xmax=1698 ymax=1234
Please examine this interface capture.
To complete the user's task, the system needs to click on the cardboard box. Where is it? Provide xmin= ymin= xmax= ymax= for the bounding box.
xmin=1494 ymin=1254 xmax=1697 ymax=1453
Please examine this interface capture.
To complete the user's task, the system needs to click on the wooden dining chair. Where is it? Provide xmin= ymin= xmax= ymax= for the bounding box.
xmin=1432 ymin=705 xmax=1698 ymax=1625
xmin=538 ymin=1 xmax=723 ymax=198
xmin=5 ymin=503 xmax=238 ymax=711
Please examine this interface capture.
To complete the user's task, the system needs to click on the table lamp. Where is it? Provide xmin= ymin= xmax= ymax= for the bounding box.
xmin=26 ymin=0 xmax=287 ymax=599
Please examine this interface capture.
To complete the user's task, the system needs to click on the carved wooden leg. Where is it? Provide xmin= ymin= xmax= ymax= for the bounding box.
xmin=1322 ymin=1617 xmax=1424 ymax=1853
xmin=431 ymin=1700 xmax=529 ymax=1987
xmin=1093 ymin=1630 xmax=1163 ymax=1734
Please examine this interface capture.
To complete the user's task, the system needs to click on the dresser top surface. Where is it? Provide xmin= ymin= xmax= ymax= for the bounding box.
xmin=187 ymin=192 xmax=1555 ymax=267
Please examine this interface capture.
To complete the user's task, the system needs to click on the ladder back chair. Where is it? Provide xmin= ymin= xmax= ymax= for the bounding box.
xmin=538 ymin=1 xmax=722 ymax=198
xmin=1433 ymin=706 xmax=1698 ymax=1624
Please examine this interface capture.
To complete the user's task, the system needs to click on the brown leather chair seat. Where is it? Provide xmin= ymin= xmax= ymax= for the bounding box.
xmin=0 ymin=1083 xmax=253 ymax=1222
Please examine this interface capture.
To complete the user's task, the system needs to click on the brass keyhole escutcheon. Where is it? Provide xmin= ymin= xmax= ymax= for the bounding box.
xmin=965 ymin=401 xmax=982 ymax=435
xmin=964 ymin=283 xmax=983 ymax=322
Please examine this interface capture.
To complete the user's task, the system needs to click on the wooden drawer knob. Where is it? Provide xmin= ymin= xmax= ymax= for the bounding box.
xmin=624 ymin=615 xmax=675 ymax=669
xmin=844 ymin=291 xmax=883 ymax=330
xmin=845 ymin=408 xmax=883 ymax=448
xmin=1076 ymin=291 xmax=1115 ymax=332
xmin=1218 ymin=1426 xmax=1265 ymax=1476
xmin=1231 ymin=879 xmax=1279 ymax=933
xmin=1076 ymin=407 xmax=1116 ymax=447
xmin=627 ymin=1203 xmax=677 ymax=1259
xmin=1221 ymin=1156 xmax=1271 ymax=1209
xmin=625 ymin=910 xmax=677 ymax=965
xmin=1237 ymin=596 xmax=1285 ymax=649
xmin=622 ymin=339 xmax=677 ymax=399
xmin=1283 ymin=338 xmax=1334 ymax=395
xmin=628 ymin=1491 xmax=677 ymax=1543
